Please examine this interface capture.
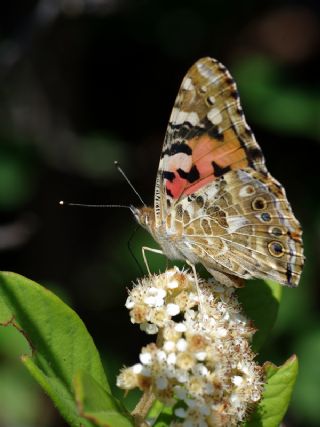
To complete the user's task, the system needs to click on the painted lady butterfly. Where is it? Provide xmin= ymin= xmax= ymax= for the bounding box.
xmin=131 ymin=57 xmax=304 ymax=287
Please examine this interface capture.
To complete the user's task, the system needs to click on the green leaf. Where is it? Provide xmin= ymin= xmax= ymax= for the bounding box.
xmin=153 ymin=404 xmax=174 ymax=427
xmin=237 ymin=279 xmax=282 ymax=352
xmin=0 ymin=271 xmax=110 ymax=427
xmin=74 ymin=371 xmax=133 ymax=427
xmin=245 ymin=355 xmax=298 ymax=427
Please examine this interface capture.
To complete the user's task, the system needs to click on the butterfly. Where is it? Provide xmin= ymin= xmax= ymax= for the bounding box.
xmin=131 ymin=57 xmax=304 ymax=287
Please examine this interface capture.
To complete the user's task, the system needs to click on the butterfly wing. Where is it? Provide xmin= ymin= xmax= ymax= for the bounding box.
xmin=154 ymin=57 xmax=267 ymax=225
xmin=173 ymin=169 xmax=303 ymax=286
xmin=153 ymin=57 xmax=303 ymax=286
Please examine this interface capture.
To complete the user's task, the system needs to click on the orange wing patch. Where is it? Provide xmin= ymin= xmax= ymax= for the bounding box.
xmin=165 ymin=129 xmax=249 ymax=199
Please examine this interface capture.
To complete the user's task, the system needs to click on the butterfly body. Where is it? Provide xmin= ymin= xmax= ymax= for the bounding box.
xmin=134 ymin=57 xmax=304 ymax=287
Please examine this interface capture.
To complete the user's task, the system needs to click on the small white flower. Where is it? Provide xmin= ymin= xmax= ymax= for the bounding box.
xmin=174 ymin=385 xmax=187 ymax=399
xmin=175 ymin=369 xmax=189 ymax=383
xmin=185 ymin=398 xmax=197 ymax=408
xmin=164 ymin=340 xmax=175 ymax=352
xmin=132 ymin=363 xmax=143 ymax=374
xmin=176 ymin=338 xmax=188 ymax=352
xmin=143 ymin=287 xmax=166 ymax=307
xmin=195 ymin=351 xmax=207 ymax=361
xmin=199 ymin=404 xmax=210 ymax=416
xmin=140 ymin=366 xmax=151 ymax=377
xmin=203 ymin=382 xmax=214 ymax=395
xmin=156 ymin=376 xmax=168 ymax=390
xmin=139 ymin=351 xmax=152 ymax=365
xmin=168 ymin=279 xmax=179 ymax=289
xmin=216 ymin=327 xmax=227 ymax=337
xmin=165 ymin=268 xmax=177 ymax=278
xmin=193 ymin=363 xmax=208 ymax=376
xmin=125 ymin=297 xmax=135 ymax=309
xmin=140 ymin=322 xmax=158 ymax=334
xmin=223 ymin=312 xmax=230 ymax=321
xmin=175 ymin=323 xmax=187 ymax=332
xmin=175 ymin=407 xmax=187 ymax=418
xmin=252 ymin=390 xmax=262 ymax=402
xmin=165 ymin=365 xmax=176 ymax=378
xmin=232 ymin=375 xmax=244 ymax=386
xmin=237 ymin=362 xmax=250 ymax=376
xmin=149 ymin=287 xmax=166 ymax=298
xmin=167 ymin=303 xmax=180 ymax=316
xmin=156 ymin=350 xmax=167 ymax=362
xmin=230 ymin=393 xmax=241 ymax=407
xmin=167 ymin=352 xmax=177 ymax=365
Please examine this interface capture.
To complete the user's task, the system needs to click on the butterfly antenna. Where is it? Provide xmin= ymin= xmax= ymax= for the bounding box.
xmin=114 ymin=161 xmax=146 ymax=207
xmin=59 ymin=201 xmax=132 ymax=209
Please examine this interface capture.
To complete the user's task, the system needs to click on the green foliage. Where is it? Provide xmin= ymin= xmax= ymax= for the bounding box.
xmin=233 ymin=56 xmax=320 ymax=139
xmin=0 ymin=144 xmax=37 ymax=209
xmin=237 ymin=279 xmax=282 ymax=352
xmin=0 ymin=271 xmax=117 ymax=427
xmin=245 ymin=356 xmax=298 ymax=427
xmin=73 ymin=371 xmax=133 ymax=427
xmin=292 ymin=330 xmax=320 ymax=424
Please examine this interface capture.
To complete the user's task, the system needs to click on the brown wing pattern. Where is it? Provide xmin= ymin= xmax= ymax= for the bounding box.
xmin=169 ymin=169 xmax=303 ymax=286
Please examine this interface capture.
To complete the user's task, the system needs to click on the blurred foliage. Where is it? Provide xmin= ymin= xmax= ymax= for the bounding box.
xmin=0 ymin=0 xmax=319 ymax=426
xmin=233 ymin=56 xmax=320 ymax=139
xmin=0 ymin=327 xmax=52 ymax=427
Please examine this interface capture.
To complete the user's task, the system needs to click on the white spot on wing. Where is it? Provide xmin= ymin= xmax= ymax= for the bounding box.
xmin=207 ymin=107 xmax=222 ymax=125
xmin=196 ymin=62 xmax=215 ymax=80
xmin=173 ymin=110 xmax=200 ymax=126
xmin=227 ymin=216 xmax=249 ymax=233
xmin=167 ymin=153 xmax=192 ymax=173
xmin=239 ymin=185 xmax=256 ymax=198
xmin=182 ymin=77 xmax=194 ymax=90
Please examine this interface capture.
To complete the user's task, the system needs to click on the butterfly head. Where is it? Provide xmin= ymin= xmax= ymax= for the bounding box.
xmin=130 ymin=205 xmax=155 ymax=232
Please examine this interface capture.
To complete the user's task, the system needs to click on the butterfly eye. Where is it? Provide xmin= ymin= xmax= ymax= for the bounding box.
xmin=252 ymin=197 xmax=267 ymax=210
xmin=268 ymin=241 xmax=285 ymax=257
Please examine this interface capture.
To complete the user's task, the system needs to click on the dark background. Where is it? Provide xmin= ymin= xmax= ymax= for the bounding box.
xmin=0 ymin=1 xmax=319 ymax=426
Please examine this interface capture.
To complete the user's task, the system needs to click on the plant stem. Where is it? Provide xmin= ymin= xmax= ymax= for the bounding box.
xmin=131 ymin=329 xmax=164 ymax=425
xmin=132 ymin=389 xmax=155 ymax=426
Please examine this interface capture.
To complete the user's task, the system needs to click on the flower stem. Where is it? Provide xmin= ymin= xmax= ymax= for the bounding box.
xmin=132 ymin=388 xmax=155 ymax=426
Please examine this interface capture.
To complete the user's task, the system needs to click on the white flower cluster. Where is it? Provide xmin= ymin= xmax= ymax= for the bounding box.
xmin=117 ymin=267 xmax=264 ymax=427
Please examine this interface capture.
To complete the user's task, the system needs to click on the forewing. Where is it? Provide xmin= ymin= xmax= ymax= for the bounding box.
xmin=154 ymin=57 xmax=267 ymax=225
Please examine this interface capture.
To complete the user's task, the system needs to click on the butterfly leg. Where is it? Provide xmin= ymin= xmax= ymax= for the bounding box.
xmin=142 ymin=246 xmax=165 ymax=275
